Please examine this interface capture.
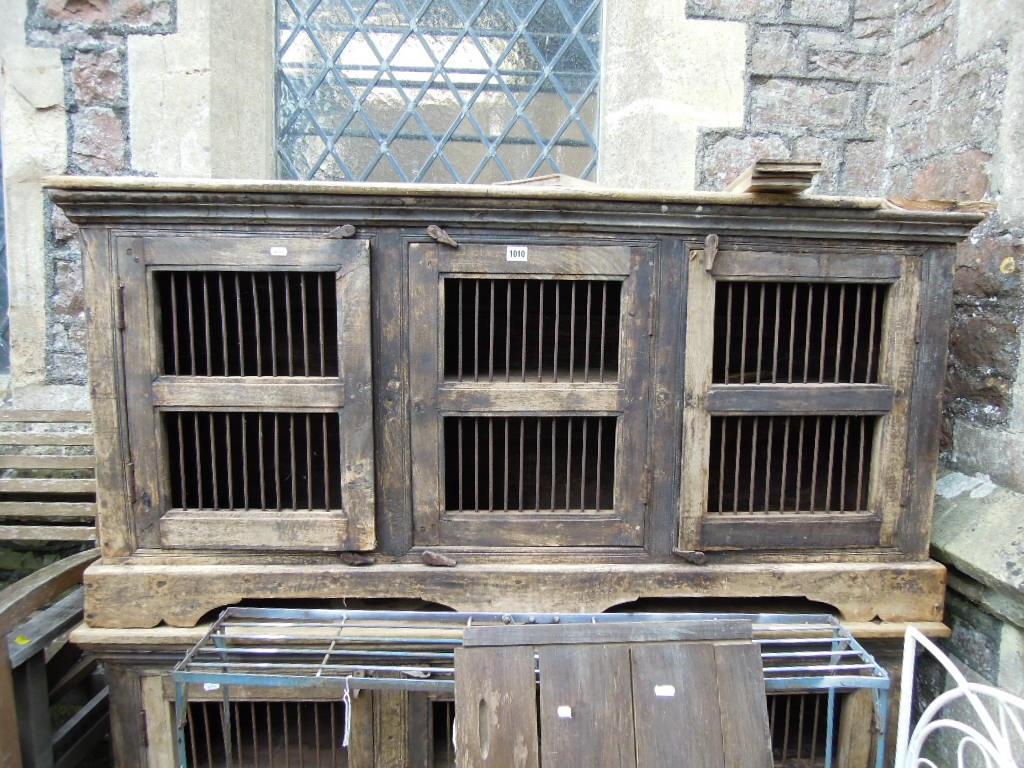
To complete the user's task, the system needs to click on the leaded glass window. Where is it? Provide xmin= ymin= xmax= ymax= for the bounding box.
xmin=276 ymin=0 xmax=601 ymax=183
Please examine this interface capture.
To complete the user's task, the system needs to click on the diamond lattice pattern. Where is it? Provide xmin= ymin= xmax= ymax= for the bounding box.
xmin=276 ymin=0 xmax=601 ymax=183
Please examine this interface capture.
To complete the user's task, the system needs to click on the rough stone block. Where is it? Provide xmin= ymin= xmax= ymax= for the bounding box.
xmin=807 ymin=49 xmax=889 ymax=82
xmin=750 ymin=79 xmax=858 ymax=130
xmin=954 ymin=236 xmax=1021 ymax=300
xmin=71 ymin=48 xmax=124 ymax=106
xmin=843 ymin=140 xmax=886 ymax=194
xmin=949 ymin=315 xmax=1018 ymax=376
xmin=788 ymin=0 xmax=851 ymax=26
xmin=896 ymin=20 xmax=954 ymax=80
xmin=864 ymin=84 xmax=892 ymax=133
xmin=751 ymin=28 xmax=804 ymax=76
xmin=685 ymin=0 xmax=785 ymax=21
xmin=34 ymin=0 xmax=173 ymax=29
xmin=854 ymin=0 xmax=896 ymax=19
xmin=699 ymin=132 xmax=790 ymax=190
xmin=71 ymin=105 xmax=127 ymax=174
xmin=910 ymin=149 xmax=992 ymax=199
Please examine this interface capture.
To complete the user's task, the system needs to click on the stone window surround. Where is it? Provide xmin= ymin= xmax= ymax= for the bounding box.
xmin=0 ymin=0 xmax=746 ymax=405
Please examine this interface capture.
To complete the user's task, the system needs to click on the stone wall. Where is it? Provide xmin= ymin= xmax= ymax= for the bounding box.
xmin=29 ymin=0 xmax=175 ymax=386
xmin=688 ymin=0 xmax=894 ymax=194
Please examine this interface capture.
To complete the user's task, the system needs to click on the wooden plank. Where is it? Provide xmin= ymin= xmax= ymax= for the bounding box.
xmin=836 ymin=688 xmax=875 ymax=768
xmin=0 ymin=549 xmax=98 ymax=637
xmin=0 ymin=642 xmax=23 ymax=768
xmin=51 ymin=688 xmax=109 ymax=762
xmin=874 ymin=255 xmax=922 ymax=547
xmin=151 ymin=377 xmax=345 ymax=410
xmin=454 ymin=645 xmax=539 ymax=768
xmin=538 ymin=644 xmax=636 ymax=768
xmin=438 ymin=383 xmax=621 ymax=413
xmin=439 ymin=242 xmax=632 ymax=276
xmin=647 ymin=237 xmax=688 ymax=558
xmin=0 ymin=503 xmax=95 ymax=521
xmin=0 ymin=527 xmax=95 ymax=543
xmin=0 ymin=411 xmax=91 ymax=424
xmin=712 ymin=250 xmax=900 ymax=281
xmin=0 ymin=434 xmax=93 ymax=447
xmin=437 ymin=515 xmax=640 ymax=548
xmin=337 ymin=239 xmax=377 ymax=551
xmin=631 ymin=642 xmax=725 ymax=768
xmin=678 ymin=247 xmax=715 ymax=550
xmin=409 ymin=243 xmax=443 ymax=546
xmin=80 ymin=559 xmax=948 ymax=629
xmin=7 ymin=589 xmax=83 ymax=668
xmin=706 ymin=384 xmax=894 ymax=415
xmin=13 ymin=654 xmax=51 ymax=768
xmin=81 ymin=227 xmax=134 ymax=559
xmin=0 ymin=479 xmax=96 ymax=495
xmin=898 ymin=245 xmax=956 ymax=557
xmin=464 ymin=619 xmax=751 ymax=647
xmin=159 ymin=511 xmax=350 ymax=551
xmin=0 ymin=456 xmax=94 ymax=470
xmin=141 ymin=234 xmax=352 ymax=267
xmin=374 ymin=690 xmax=410 ymax=768
xmin=714 ymin=643 xmax=773 ymax=768
xmin=701 ymin=515 xmax=880 ymax=550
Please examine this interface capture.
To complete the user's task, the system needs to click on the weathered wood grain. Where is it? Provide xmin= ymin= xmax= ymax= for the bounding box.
xmin=538 ymin=644 xmax=636 ymax=768
xmin=706 ymin=384 xmax=894 ymax=415
xmin=80 ymin=560 xmax=947 ymax=628
xmin=715 ymin=643 xmax=774 ymax=768
xmin=463 ymin=619 xmax=751 ymax=647
xmin=631 ymin=642 xmax=725 ymax=768
xmin=454 ymin=646 xmax=539 ymax=768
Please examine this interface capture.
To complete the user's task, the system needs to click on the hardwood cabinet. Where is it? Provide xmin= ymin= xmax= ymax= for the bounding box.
xmin=48 ymin=177 xmax=981 ymax=629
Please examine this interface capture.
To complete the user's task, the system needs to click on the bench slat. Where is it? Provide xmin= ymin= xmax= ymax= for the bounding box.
xmin=0 ymin=479 xmax=96 ymax=494
xmin=0 ymin=526 xmax=96 ymax=543
xmin=7 ymin=588 xmax=84 ymax=668
xmin=0 ymin=502 xmax=96 ymax=520
xmin=0 ymin=455 xmax=95 ymax=469
xmin=0 ymin=433 xmax=93 ymax=446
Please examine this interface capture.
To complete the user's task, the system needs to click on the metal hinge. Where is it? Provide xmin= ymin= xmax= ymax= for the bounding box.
xmin=116 ymin=282 xmax=127 ymax=330
xmin=913 ymin=307 xmax=923 ymax=344
xmin=139 ymin=710 xmax=148 ymax=748
xmin=642 ymin=463 xmax=652 ymax=506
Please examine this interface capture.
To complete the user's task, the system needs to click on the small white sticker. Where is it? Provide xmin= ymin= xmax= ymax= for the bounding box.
xmin=556 ymin=705 xmax=573 ymax=719
xmin=506 ymin=245 xmax=528 ymax=262
xmin=654 ymin=685 xmax=676 ymax=698
xmin=270 ymin=246 xmax=288 ymax=256
xmin=202 ymin=683 xmax=221 ymax=692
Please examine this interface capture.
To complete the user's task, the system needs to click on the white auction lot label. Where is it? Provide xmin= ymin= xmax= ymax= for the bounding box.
xmin=506 ymin=245 xmax=528 ymax=262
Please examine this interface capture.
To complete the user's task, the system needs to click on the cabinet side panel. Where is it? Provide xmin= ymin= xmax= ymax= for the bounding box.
xmin=898 ymin=245 xmax=957 ymax=558
xmin=82 ymin=227 xmax=134 ymax=559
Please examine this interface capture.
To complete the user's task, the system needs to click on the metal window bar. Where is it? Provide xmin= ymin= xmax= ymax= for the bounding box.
xmin=275 ymin=0 xmax=602 ymax=182
xmin=173 ymin=607 xmax=890 ymax=768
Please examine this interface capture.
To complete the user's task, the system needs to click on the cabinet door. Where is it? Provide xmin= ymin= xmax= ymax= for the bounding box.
xmin=118 ymin=234 xmax=375 ymax=551
xmin=678 ymin=242 xmax=918 ymax=552
xmin=409 ymin=240 xmax=655 ymax=548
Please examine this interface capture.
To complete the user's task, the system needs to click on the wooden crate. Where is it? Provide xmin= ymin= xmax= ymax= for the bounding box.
xmin=46 ymin=177 xmax=981 ymax=631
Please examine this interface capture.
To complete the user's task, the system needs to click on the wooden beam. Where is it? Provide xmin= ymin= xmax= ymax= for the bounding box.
xmin=706 ymin=384 xmax=894 ymax=415
xmin=0 ymin=527 xmax=96 ymax=544
xmin=0 ymin=550 xmax=98 ymax=637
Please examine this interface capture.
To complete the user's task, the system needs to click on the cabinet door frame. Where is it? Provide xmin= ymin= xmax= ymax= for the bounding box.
xmin=117 ymin=233 xmax=376 ymax=552
xmin=409 ymin=239 xmax=656 ymax=548
xmin=678 ymin=241 xmax=920 ymax=553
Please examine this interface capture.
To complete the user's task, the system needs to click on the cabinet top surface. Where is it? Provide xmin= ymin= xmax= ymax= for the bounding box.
xmin=44 ymin=174 xmax=985 ymax=216
xmin=44 ymin=175 xmax=986 ymax=243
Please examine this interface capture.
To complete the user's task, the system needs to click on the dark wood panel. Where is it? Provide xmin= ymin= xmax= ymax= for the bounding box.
xmin=454 ymin=646 xmax=539 ymax=768
xmin=702 ymin=515 xmax=881 ymax=550
xmin=464 ymin=619 xmax=751 ymax=647
xmin=712 ymin=250 xmax=901 ymax=281
xmin=706 ymin=385 xmax=894 ymax=415
xmin=538 ymin=644 xmax=636 ymax=768
xmin=714 ymin=643 xmax=774 ymax=768
xmin=631 ymin=642 xmax=725 ymax=768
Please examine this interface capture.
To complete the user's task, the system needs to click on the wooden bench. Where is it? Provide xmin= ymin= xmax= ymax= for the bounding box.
xmin=1 ymin=548 xmax=106 ymax=768
xmin=0 ymin=411 xmax=96 ymax=545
